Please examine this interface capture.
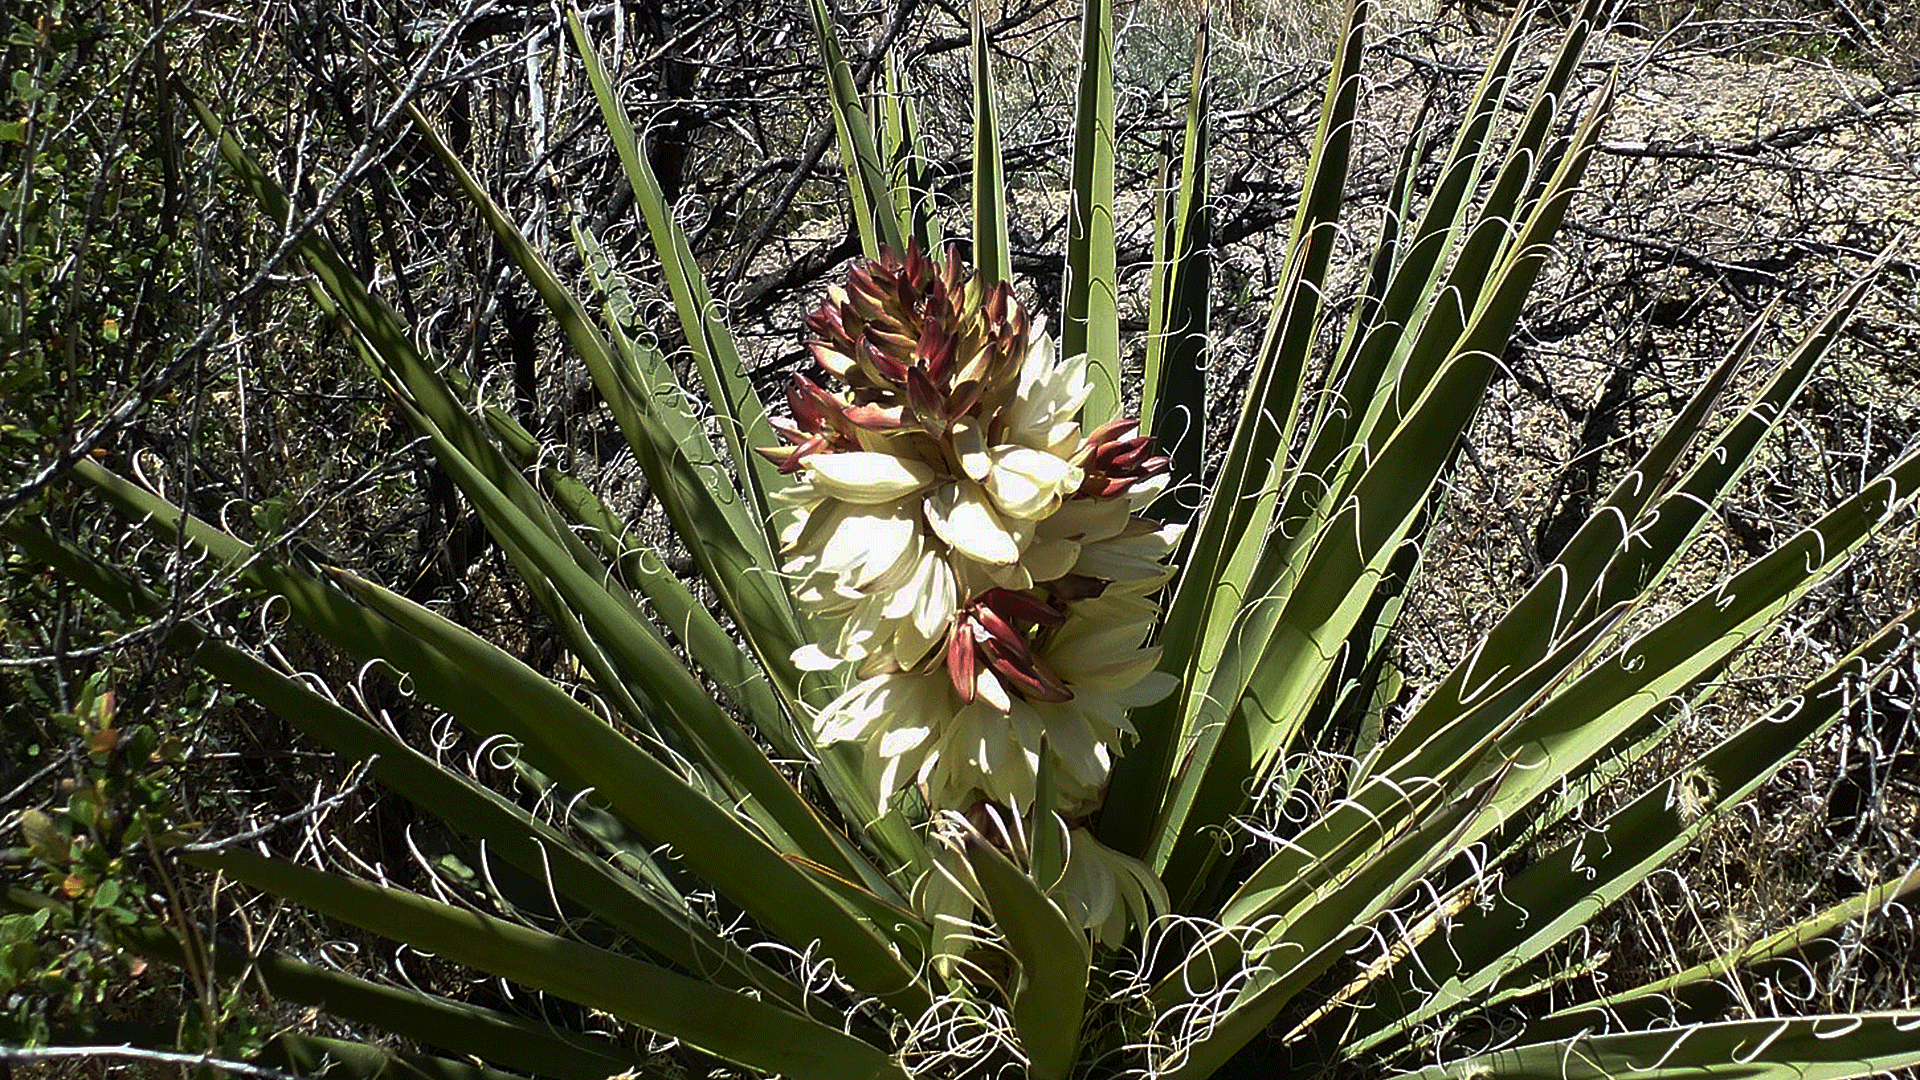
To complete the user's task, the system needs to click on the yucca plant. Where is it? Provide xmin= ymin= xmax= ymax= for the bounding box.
xmin=8 ymin=0 xmax=1920 ymax=1077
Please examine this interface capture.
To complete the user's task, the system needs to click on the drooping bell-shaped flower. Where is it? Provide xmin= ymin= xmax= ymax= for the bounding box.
xmin=915 ymin=808 xmax=1172 ymax=960
xmin=764 ymin=243 xmax=1179 ymax=937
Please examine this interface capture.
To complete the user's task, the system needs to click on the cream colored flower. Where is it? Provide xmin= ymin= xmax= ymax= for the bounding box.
xmin=1057 ymin=826 xmax=1168 ymax=948
xmin=764 ymin=242 xmax=1180 ymax=944
xmin=913 ymin=810 xmax=1169 ymax=955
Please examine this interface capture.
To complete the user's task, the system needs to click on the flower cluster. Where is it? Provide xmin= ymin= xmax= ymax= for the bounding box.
xmin=765 ymin=242 xmax=1180 ymax=833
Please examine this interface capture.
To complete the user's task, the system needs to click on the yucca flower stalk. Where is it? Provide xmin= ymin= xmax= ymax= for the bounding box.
xmin=763 ymin=239 xmax=1179 ymax=941
xmin=9 ymin=0 xmax=1920 ymax=1077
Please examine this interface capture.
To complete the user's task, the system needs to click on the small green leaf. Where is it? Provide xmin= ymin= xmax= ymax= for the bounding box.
xmin=965 ymin=831 xmax=1090 ymax=1080
xmin=18 ymin=809 xmax=63 ymax=861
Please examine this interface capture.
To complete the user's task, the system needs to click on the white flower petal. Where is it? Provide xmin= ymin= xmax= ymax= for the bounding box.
xmin=879 ymin=722 xmax=933 ymax=757
xmin=911 ymin=554 xmax=959 ymax=640
xmin=1056 ymin=829 xmax=1166 ymax=947
xmin=951 ymin=417 xmax=991 ymax=481
xmin=985 ymin=446 xmax=1082 ymax=520
xmin=1036 ymin=496 xmax=1131 ymax=544
xmin=1005 ymin=334 xmax=1091 ymax=450
xmin=1047 ymin=620 xmax=1151 ymax=670
xmin=984 ymin=470 xmax=1044 ymax=520
xmin=881 ymin=548 xmax=956 ymax=638
xmin=1048 ymin=598 xmax=1155 ymax=658
xmin=855 ymin=648 xmax=901 ymax=680
xmin=1064 ymin=647 xmax=1162 ymax=693
xmin=872 ymin=722 xmax=934 ymax=813
xmin=805 ymin=451 xmax=938 ymax=503
xmin=791 ymin=643 xmax=841 ymax=671
xmin=1073 ymin=520 xmax=1181 ymax=590
xmin=817 ymin=505 xmax=919 ymax=589
xmin=982 ymin=561 xmax=1034 ymax=591
xmin=1033 ymin=703 xmax=1109 ymax=790
xmin=888 ymin=614 xmax=942 ymax=669
xmin=1121 ymin=669 xmax=1179 ymax=707
xmin=1021 ymin=537 xmax=1081 ymax=583
xmin=923 ymin=704 xmax=996 ymax=808
xmin=861 ymin=525 xmax=927 ymax=594
xmin=782 ymin=498 xmax=852 ymax=565
xmin=1008 ymin=701 xmax=1045 ymax=750
xmin=1059 ymin=830 xmax=1117 ymax=929
xmin=833 ymin=592 xmax=888 ymax=659
xmin=968 ymin=709 xmax=1038 ymax=810
xmin=926 ymin=480 xmax=1021 ymax=566
xmin=771 ymin=479 xmax=823 ymax=507
xmin=1125 ymin=472 xmax=1171 ymax=510
xmin=976 ymin=667 xmax=1013 ymax=713
xmin=814 ymin=676 xmax=891 ymax=743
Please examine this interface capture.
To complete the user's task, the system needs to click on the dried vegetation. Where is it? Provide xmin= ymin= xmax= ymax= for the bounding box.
xmin=3 ymin=0 xmax=1918 ymax=1068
